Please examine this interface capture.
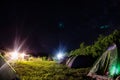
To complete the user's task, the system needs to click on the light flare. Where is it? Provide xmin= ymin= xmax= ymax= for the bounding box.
xmin=10 ymin=50 xmax=19 ymax=60
xmin=20 ymin=52 xmax=26 ymax=59
xmin=57 ymin=52 xmax=64 ymax=60
xmin=10 ymin=37 xmax=27 ymax=60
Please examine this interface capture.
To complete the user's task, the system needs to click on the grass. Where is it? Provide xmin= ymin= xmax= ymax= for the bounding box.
xmin=11 ymin=58 xmax=91 ymax=80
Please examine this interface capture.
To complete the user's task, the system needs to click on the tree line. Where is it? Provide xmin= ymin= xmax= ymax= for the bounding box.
xmin=68 ymin=29 xmax=120 ymax=57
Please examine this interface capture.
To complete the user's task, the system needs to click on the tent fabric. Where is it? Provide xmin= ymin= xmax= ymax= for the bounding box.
xmin=66 ymin=55 xmax=95 ymax=68
xmin=87 ymin=44 xmax=120 ymax=78
xmin=66 ymin=56 xmax=74 ymax=66
xmin=59 ymin=56 xmax=69 ymax=65
xmin=0 ymin=54 xmax=18 ymax=80
xmin=66 ymin=56 xmax=77 ymax=68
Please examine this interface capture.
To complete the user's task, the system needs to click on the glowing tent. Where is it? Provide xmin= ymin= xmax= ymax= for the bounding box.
xmin=87 ymin=44 xmax=120 ymax=79
xmin=0 ymin=54 xmax=19 ymax=80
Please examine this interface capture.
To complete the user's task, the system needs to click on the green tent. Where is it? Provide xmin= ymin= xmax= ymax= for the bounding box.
xmin=87 ymin=44 xmax=120 ymax=79
xmin=0 ymin=54 xmax=19 ymax=80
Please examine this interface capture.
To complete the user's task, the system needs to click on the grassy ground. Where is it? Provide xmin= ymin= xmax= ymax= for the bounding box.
xmin=12 ymin=58 xmax=90 ymax=80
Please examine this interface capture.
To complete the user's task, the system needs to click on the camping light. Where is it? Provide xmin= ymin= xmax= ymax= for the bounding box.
xmin=57 ymin=52 xmax=64 ymax=60
xmin=10 ymin=50 xmax=19 ymax=60
xmin=9 ymin=50 xmax=27 ymax=60
xmin=110 ymin=65 xmax=120 ymax=76
xmin=20 ymin=52 xmax=26 ymax=59
xmin=110 ymin=66 xmax=117 ymax=76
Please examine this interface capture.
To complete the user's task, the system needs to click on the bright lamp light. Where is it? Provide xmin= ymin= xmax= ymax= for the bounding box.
xmin=10 ymin=51 xmax=19 ymax=60
xmin=20 ymin=52 xmax=25 ymax=59
xmin=57 ymin=52 xmax=64 ymax=60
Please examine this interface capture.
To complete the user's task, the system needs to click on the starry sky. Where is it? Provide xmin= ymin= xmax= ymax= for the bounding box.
xmin=0 ymin=1 xmax=120 ymax=55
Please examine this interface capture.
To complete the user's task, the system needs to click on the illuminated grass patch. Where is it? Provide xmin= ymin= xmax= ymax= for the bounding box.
xmin=12 ymin=59 xmax=90 ymax=80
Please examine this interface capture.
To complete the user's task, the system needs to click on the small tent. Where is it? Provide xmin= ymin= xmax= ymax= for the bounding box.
xmin=59 ymin=56 xmax=69 ymax=65
xmin=87 ymin=44 xmax=120 ymax=79
xmin=66 ymin=55 xmax=95 ymax=68
xmin=66 ymin=56 xmax=74 ymax=66
xmin=0 ymin=54 xmax=19 ymax=80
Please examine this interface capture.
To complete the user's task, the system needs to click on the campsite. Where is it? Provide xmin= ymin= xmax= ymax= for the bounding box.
xmin=0 ymin=30 xmax=120 ymax=80
xmin=12 ymin=59 xmax=89 ymax=80
xmin=1 ymin=1 xmax=120 ymax=80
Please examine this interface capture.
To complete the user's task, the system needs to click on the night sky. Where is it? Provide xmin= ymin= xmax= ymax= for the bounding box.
xmin=0 ymin=1 xmax=120 ymax=55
